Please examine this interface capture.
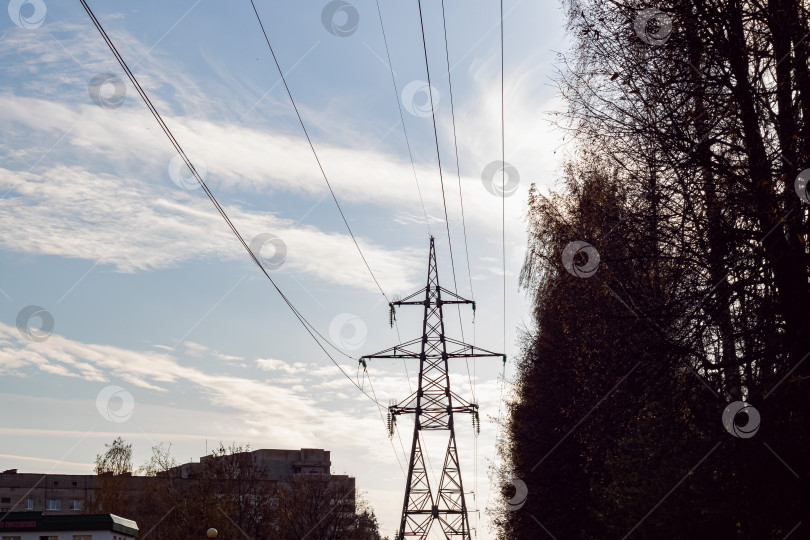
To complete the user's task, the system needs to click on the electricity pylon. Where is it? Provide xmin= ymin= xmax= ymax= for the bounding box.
xmin=361 ymin=236 xmax=504 ymax=540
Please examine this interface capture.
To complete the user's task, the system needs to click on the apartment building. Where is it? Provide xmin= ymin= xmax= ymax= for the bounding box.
xmin=0 ymin=448 xmax=352 ymax=515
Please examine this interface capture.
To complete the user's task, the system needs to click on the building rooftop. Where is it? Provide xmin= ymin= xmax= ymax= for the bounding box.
xmin=0 ymin=511 xmax=138 ymax=536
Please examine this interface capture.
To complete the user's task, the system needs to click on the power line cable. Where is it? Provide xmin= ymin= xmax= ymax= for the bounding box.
xmin=248 ymin=1 xmax=421 ymax=481
xmin=364 ymin=367 xmax=407 ymax=476
xmin=249 ymin=0 xmax=389 ymax=302
xmin=78 ymin=0 xmax=384 ymax=408
xmin=485 ymin=0 xmax=509 ymax=518
xmin=497 ymin=0 xmax=507 ymax=401
xmin=438 ymin=0 xmax=477 ymax=407
xmin=373 ymin=0 xmax=433 ymax=237
xmin=437 ymin=6 xmax=481 ymax=527
xmin=249 ymin=1 xmax=418 ymax=395
xmin=439 ymin=0 xmax=475 ymax=305
xmin=415 ymin=0 xmax=463 ymax=312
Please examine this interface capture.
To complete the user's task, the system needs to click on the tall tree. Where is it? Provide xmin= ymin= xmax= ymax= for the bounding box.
xmin=91 ymin=436 xmax=134 ymax=516
xmin=498 ymin=0 xmax=810 ymax=536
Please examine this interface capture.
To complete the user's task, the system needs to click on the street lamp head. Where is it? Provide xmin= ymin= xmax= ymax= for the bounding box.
xmin=206 ymin=528 xmax=218 ymax=538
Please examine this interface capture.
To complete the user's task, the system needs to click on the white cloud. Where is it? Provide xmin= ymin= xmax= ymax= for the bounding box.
xmin=256 ymin=357 xmax=307 ymax=374
xmin=0 ymin=164 xmax=423 ymax=292
xmin=183 ymin=341 xmax=242 ymax=363
xmin=0 ymin=322 xmax=379 ymax=449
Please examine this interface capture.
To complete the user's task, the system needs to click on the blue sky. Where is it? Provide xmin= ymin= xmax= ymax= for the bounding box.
xmin=0 ymin=0 xmax=568 ymax=537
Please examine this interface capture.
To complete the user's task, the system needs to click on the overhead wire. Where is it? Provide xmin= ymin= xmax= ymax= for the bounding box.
xmin=439 ymin=0 xmax=476 ymax=308
xmin=246 ymin=2 xmax=434 ymax=481
xmin=495 ymin=0 xmax=509 ymax=431
xmin=415 ymin=0 xmax=464 ymax=324
xmin=499 ymin=0 xmax=507 ymax=446
xmin=373 ymin=0 xmax=433 ymax=237
xmin=77 ymin=0 xmax=385 ymax=408
xmin=363 ymin=367 xmax=408 ymax=476
xmin=442 ymin=0 xmax=475 ymax=412
xmin=438 ymin=0 xmax=477 ymax=407
xmin=485 ymin=0 xmax=510 ymax=518
xmin=250 ymin=0 xmax=419 ymax=398
xmin=245 ymin=3 xmax=435 ymax=469
xmin=438 ymin=1 xmax=480 ymax=529
xmin=249 ymin=0 xmax=389 ymax=302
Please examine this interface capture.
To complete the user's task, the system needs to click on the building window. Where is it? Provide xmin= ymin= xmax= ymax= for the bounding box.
xmin=3 ymin=536 xmax=23 ymax=540
xmin=52 ymin=480 xmax=59 ymax=487
xmin=73 ymin=536 xmax=92 ymax=540
xmin=40 ymin=536 xmax=58 ymax=540
xmin=47 ymin=499 xmax=61 ymax=510
xmin=70 ymin=499 xmax=82 ymax=510
xmin=72 ymin=481 xmax=78 ymax=487
xmin=0 ymin=497 xmax=9 ymax=503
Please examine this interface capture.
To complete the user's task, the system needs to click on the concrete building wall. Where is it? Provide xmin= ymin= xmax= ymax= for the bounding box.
xmin=0 ymin=472 xmax=96 ymax=515
xmin=0 ymin=472 xmax=146 ymax=516
xmin=248 ymin=448 xmax=330 ymax=479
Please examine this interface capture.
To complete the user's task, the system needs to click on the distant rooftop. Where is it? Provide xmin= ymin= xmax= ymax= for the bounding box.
xmin=0 ymin=511 xmax=138 ymax=536
xmin=168 ymin=447 xmax=332 ymax=480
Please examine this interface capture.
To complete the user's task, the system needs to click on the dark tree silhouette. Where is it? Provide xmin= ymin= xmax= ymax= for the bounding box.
xmin=496 ymin=1 xmax=810 ymax=538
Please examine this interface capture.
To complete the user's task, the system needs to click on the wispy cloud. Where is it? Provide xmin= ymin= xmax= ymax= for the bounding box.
xmin=256 ymin=357 xmax=307 ymax=374
xmin=0 ymin=164 xmax=422 ymax=291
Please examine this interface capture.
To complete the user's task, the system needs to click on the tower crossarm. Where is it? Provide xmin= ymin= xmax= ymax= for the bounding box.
xmin=433 ymin=286 xmax=472 ymax=304
xmin=361 ymin=338 xmax=423 ymax=361
xmin=362 ymin=339 xmax=503 ymax=363
xmin=389 ymin=286 xmax=473 ymax=307
xmin=389 ymin=403 xmax=478 ymax=417
xmin=444 ymin=338 xmax=505 ymax=360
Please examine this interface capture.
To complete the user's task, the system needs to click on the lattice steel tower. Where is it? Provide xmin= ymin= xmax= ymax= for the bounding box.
xmin=362 ymin=237 xmax=503 ymax=540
